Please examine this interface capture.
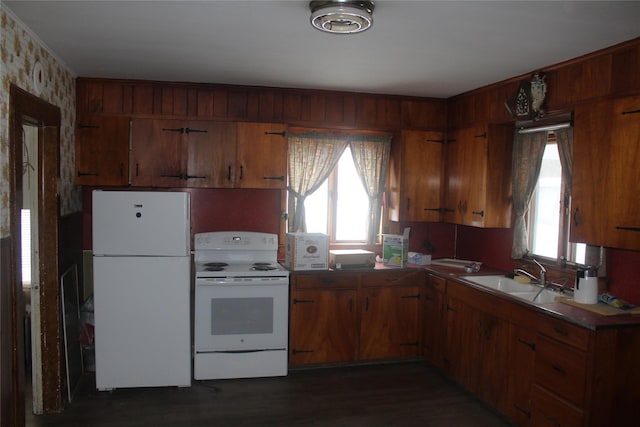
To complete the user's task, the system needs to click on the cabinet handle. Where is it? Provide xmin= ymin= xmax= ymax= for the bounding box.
xmin=239 ymin=165 xmax=244 ymax=179
xmin=573 ymin=207 xmax=581 ymax=226
xmin=293 ymin=298 xmax=315 ymax=304
xmin=185 ymin=127 xmax=207 ymax=134
xmin=513 ymin=403 xmax=531 ymax=418
xmin=227 ymin=166 xmax=232 ymax=181
xmin=472 ymin=210 xmax=485 ymax=217
xmin=517 ymin=338 xmax=536 ymax=351
xmin=77 ymin=171 xmax=98 ymax=177
xmin=475 ymin=132 xmax=487 ymax=138
xmin=553 ymin=325 xmax=569 ymax=336
xmin=365 ymin=296 xmax=369 ymax=311
xmin=425 ymin=138 xmax=445 ymax=143
xmin=401 ymin=294 xmax=421 ymax=299
xmin=621 ymin=109 xmax=640 ymax=115
xmin=292 ymin=349 xmax=313 ymax=355
xmin=265 ymin=130 xmax=286 ymax=137
xmin=615 ymin=226 xmax=640 ymax=232
xmin=263 ymin=176 xmax=285 ymax=181
xmin=162 ymin=127 xmax=185 ymax=133
xmin=551 ymin=364 xmax=566 ymax=375
xmin=77 ymin=123 xmax=99 ymax=129
xmin=424 ymin=207 xmax=441 ymax=212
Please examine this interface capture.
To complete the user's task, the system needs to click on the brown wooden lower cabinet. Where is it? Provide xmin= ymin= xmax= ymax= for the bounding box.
xmin=289 ymin=269 xmax=424 ymax=367
xmin=437 ymin=275 xmax=640 ymax=427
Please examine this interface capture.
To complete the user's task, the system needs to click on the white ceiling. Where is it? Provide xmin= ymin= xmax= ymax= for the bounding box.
xmin=4 ymin=1 xmax=640 ymax=98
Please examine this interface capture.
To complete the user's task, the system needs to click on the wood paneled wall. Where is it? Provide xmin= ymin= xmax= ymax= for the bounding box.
xmin=448 ymin=38 xmax=640 ymax=128
xmin=76 ymin=79 xmax=448 ymax=131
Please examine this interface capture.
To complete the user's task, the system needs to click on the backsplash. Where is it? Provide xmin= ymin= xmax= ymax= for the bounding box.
xmin=0 ymin=7 xmax=79 ymax=237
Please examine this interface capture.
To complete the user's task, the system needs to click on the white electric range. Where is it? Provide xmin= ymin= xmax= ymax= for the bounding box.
xmin=193 ymin=231 xmax=289 ymax=380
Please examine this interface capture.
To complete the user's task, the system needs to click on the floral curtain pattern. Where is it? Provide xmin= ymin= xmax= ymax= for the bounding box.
xmin=287 ymin=132 xmax=347 ymax=233
xmin=511 ymin=131 xmax=547 ymax=258
xmin=555 ymin=127 xmax=573 ymax=195
xmin=349 ymin=134 xmax=392 ymax=244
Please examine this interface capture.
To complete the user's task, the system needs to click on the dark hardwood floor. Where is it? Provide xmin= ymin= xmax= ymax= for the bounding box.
xmin=27 ymin=361 xmax=514 ymax=427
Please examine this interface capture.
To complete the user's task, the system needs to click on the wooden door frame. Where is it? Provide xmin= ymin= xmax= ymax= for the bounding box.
xmin=2 ymin=84 xmax=62 ymax=426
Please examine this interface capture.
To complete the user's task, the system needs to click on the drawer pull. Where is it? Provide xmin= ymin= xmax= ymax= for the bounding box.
xmin=553 ymin=326 xmax=569 ymax=336
xmin=292 ymin=348 xmax=313 ymax=355
xmin=517 ymin=338 xmax=536 ymax=351
xmin=551 ymin=364 xmax=566 ymax=375
xmin=513 ymin=403 xmax=531 ymax=418
xmin=401 ymin=294 xmax=421 ymax=299
xmin=293 ymin=298 xmax=315 ymax=304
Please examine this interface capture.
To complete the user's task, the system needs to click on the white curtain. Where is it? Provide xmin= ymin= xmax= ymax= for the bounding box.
xmin=287 ymin=132 xmax=347 ymax=232
xmin=349 ymin=134 xmax=392 ymax=244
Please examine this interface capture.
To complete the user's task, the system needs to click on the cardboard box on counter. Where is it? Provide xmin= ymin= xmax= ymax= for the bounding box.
xmin=382 ymin=228 xmax=410 ymax=268
xmin=284 ymin=233 xmax=329 ymax=271
xmin=408 ymin=252 xmax=432 ymax=265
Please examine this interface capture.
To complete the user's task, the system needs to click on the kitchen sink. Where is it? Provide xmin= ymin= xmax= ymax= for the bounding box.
xmin=461 ymin=275 xmax=562 ymax=304
xmin=461 ymin=275 xmax=539 ymax=293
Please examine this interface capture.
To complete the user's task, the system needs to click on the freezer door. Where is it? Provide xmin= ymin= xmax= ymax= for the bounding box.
xmin=92 ymin=190 xmax=190 ymax=256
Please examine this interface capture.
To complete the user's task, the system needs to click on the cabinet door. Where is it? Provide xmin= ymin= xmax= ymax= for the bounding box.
xmin=507 ymin=324 xmax=537 ymax=426
xmin=462 ymin=127 xmax=489 ymax=227
xmin=186 ymin=121 xmax=236 ymax=188
xmin=443 ymin=295 xmax=476 ymax=386
xmin=475 ymin=310 xmax=510 ymax=414
xmin=75 ymin=115 xmax=130 ymax=186
xmin=422 ymin=282 xmax=444 ymax=367
xmin=131 ymin=119 xmax=185 ymax=187
xmin=443 ymin=129 xmax=465 ymax=223
xmin=289 ymin=289 xmax=358 ymax=366
xmin=359 ymin=285 xmax=420 ymax=360
xmin=236 ymin=122 xmax=287 ymax=189
xmin=571 ymin=100 xmax=612 ymax=245
xmin=390 ymin=130 xmax=444 ymax=222
xmin=603 ymin=96 xmax=640 ymax=249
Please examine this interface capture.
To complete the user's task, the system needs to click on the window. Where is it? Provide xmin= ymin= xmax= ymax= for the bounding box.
xmin=527 ymin=134 xmax=585 ymax=264
xmin=305 ymin=146 xmax=370 ymax=242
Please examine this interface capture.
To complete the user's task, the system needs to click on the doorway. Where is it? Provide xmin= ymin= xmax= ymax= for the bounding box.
xmin=2 ymin=84 xmax=62 ymax=426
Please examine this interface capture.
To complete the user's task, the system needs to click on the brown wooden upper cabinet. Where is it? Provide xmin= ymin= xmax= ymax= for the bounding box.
xmin=235 ymin=122 xmax=287 ymax=189
xmin=443 ymin=124 xmax=513 ymax=228
xmin=129 ymin=120 xmax=287 ymax=189
xmin=75 ymin=115 xmax=130 ymax=186
xmin=572 ymin=95 xmax=640 ymax=250
xmin=389 ymin=130 xmax=444 ymax=222
xmin=131 ymin=119 xmax=236 ymax=188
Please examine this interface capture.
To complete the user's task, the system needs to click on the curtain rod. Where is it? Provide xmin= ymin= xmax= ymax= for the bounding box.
xmin=518 ymin=122 xmax=571 ymax=134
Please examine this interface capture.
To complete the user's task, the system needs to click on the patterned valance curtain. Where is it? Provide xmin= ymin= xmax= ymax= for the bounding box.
xmin=349 ymin=134 xmax=392 ymax=244
xmin=511 ymin=131 xmax=547 ymax=258
xmin=287 ymin=132 xmax=348 ymax=233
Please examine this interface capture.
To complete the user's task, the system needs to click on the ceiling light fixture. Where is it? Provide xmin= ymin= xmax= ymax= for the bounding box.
xmin=310 ymin=1 xmax=375 ymax=34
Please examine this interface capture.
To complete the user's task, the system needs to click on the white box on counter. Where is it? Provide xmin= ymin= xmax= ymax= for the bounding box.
xmin=284 ymin=233 xmax=329 ymax=271
xmin=329 ymin=249 xmax=376 ymax=270
xmin=408 ymin=252 xmax=432 ymax=265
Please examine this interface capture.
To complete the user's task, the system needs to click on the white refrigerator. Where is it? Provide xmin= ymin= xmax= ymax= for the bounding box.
xmin=92 ymin=190 xmax=191 ymax=390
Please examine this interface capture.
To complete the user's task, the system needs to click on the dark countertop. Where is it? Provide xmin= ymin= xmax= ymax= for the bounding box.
xmin=286 ymin=261 xmax=640 ymax=330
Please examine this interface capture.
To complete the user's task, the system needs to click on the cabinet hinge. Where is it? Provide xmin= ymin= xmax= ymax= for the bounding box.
xmin=77 ymin=171 xmax=98 ymax=177
xmin=615 ymin=226 xmax=640 ymax=232
xmin=291 ymin=349 xmax=314 ymax=355
xmin=293 ymin=298 xmax=315 ymax=304
xmin=401 ymin=294 xmax=421 ymax=299
xmin=474 ymin=132 xmax=488 ymax=139
xmin=621 ymin=109 xmax=640 ymax=115
xmin=425 ymin=138 xmax=445 ymax=143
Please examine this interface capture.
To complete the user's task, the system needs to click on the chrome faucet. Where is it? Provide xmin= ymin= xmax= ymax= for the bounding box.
xmin=513 ymin=258 xmax=547 ymax=286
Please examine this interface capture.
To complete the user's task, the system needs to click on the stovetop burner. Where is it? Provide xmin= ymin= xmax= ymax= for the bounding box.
xmin=204 ymin=262 xmax=229 ymax=267
xmin=251 ymin=263 xmax=277 ymax=271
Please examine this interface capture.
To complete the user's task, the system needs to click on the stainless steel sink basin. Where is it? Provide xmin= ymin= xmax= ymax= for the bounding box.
xmin=461 ymin=275 xmax=561 ymax=304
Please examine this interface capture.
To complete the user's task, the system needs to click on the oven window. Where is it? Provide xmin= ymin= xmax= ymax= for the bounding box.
xmin=210 ymin=298 xmax=274 ymax=335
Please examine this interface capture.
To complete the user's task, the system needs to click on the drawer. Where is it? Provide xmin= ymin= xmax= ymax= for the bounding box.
xmin=537 ymin=315 xmax=591 ymax=351
xmin=292 ymin=272 xmax=359 ymax=289
xmin=535 ymin=335 xmax=588 ymax=407
xmin=429 ymin=274 xmax=446 ymax=292
xmin=531 ymin=384 xmax=584 ymax=427
xmin=362 ymin=269 xmax=424 ymax=287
